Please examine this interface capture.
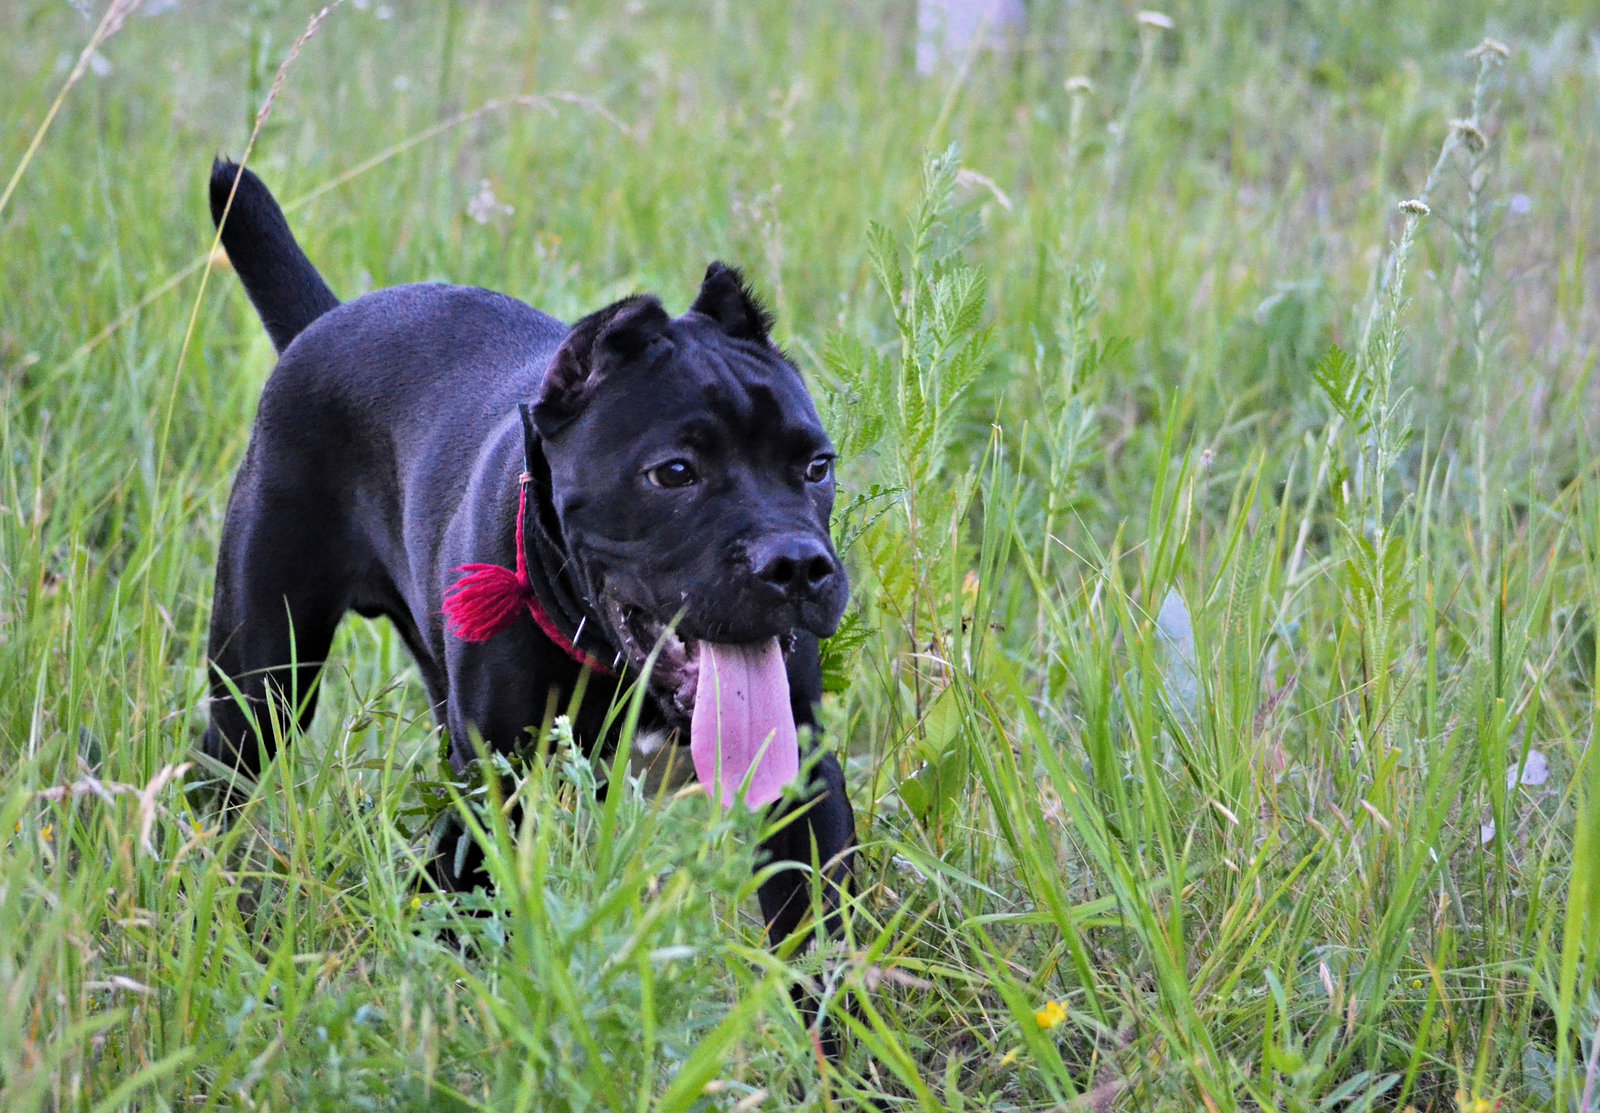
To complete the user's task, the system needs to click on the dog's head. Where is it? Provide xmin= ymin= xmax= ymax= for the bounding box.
xmin=530 ymin=263 xmax=847 ymax=721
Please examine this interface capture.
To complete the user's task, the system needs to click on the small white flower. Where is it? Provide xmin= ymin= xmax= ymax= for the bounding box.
xmin=1506 ymin=749 xmax=1549 ymax=791
xmin=1064 ymin=75 xmax=1094 ymax=95
xmin=1468 ymin=38 xmax=1510 ymax=61
xmin=467 ymin=180 xmax=514 ymax=225
xmin=1399 ymin=198 xmax=1430 ymax=216
xmin=1137 ymin=10 xmax=1174 ymax=30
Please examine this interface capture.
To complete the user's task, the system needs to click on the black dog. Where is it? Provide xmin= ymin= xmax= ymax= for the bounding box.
xmin=201 ymin=160 xmax=855 ymax=1001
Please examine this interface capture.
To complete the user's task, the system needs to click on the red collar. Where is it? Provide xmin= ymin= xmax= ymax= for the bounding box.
xmin=441 ymin=472 xmax=615 ymax=675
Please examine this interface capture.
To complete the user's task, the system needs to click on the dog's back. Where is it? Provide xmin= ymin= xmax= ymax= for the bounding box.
xmin=209 ymin=159 xmax=340 ymax=353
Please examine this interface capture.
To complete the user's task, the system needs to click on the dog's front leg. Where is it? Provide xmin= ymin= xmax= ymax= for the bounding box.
xmin=757 ymin=747 xmax=856 ymax=1057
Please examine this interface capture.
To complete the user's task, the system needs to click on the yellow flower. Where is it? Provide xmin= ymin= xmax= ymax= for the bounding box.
xmin=409 ymin=895 xmax=424 ymax=913
xmin=41 ymin=824 xmax=53 ymax=842
xmin=1411 ymin=978 xmax=1424 ymax=989
xmin=998 ymin=1048 xmax=1019 ymax=1067
xmin=1034 ymin=1000 xmax=1067 ymax=1030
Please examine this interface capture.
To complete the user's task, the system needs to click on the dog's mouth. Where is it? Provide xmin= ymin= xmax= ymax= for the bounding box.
xmin=602 ymin=596 xmax=800 ymax=809
xmin=603 ymin=597 xmax=801 ymax=715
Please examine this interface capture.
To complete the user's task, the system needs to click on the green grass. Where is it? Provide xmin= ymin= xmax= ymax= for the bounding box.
xmin=4 ymin=0 xmax=1600 ymax=1108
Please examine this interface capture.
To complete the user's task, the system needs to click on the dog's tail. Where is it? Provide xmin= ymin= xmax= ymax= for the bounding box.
xmin=209 ymin=158 xmax=340 ymax=354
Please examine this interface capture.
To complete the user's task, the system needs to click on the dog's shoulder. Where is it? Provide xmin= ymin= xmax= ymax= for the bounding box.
xmin=286 ymin=282 xmax=567 ymax=357
xmin=256 ymin=283 xmax=569 ymax=430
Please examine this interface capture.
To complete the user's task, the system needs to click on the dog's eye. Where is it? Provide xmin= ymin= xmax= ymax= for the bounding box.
xmin=804 ymin=455 xmax=834 ymax=484
xmin=646 ymin=459 xmax=699 ymax=489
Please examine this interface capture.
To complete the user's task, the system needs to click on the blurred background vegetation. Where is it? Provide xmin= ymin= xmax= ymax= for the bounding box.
xmin=3 ymin=1 xmax=1599 ymax=1109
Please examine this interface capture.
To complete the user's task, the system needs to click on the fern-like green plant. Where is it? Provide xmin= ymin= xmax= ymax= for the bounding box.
xmin=825 ymin=144 xmax=1001 ymax=834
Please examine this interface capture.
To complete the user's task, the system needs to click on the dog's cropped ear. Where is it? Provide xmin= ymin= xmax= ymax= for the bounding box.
xmin=689 ymin=262 xmax=774 ymax=343
xmin=534 ymin=294 xmax=671 ymax=435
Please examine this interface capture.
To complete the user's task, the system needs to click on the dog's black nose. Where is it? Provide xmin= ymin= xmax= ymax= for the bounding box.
xmin=750 ymin=535 xmax=837 ymax=598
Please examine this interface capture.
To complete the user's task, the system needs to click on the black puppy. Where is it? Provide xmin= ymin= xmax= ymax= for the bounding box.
xmin=201 ymin=161 xmax=855 ymax=989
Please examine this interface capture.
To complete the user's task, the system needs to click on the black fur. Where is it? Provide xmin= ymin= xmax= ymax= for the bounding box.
xmin=200 ymin=161 xmax=855 ymax=1052
xmin=688 ymin=261 xmax=776 ymax=342
xmin=209 ymin=159 xmax=339 ymax=352
xmin=532 ymin=294 xmax=670 ymax=434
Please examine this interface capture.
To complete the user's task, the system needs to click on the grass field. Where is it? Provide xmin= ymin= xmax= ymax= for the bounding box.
xmin=4 ymin=1 xmax=1600 ymax=1109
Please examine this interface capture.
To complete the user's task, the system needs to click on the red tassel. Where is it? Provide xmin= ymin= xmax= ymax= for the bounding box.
xmin=440 ymin=475 xmax=616 ymax=675
xmin=442 ymin=561 xmax=533 ymax=642
xmin=443 ymin=473 xmax=539 ymax=643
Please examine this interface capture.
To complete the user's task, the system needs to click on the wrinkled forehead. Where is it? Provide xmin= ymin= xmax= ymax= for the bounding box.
xmin=692 ymin=328 xmax=820 ymax=428
xmin=604 ymin=318 xmax=826 ymax=444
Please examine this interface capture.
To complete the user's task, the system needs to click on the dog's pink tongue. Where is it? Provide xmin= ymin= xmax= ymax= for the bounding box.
xmin=690 ymin=639 xmax=799 ymax=809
